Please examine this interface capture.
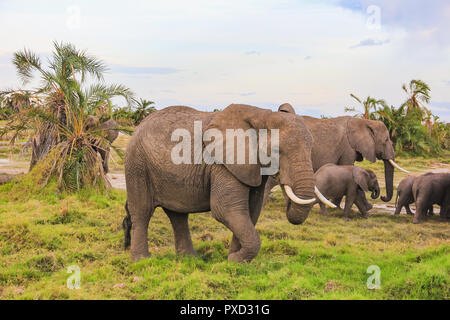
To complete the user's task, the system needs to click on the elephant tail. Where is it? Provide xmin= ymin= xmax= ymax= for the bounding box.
xmin=122 ymin=201 xmax=132 ymax=250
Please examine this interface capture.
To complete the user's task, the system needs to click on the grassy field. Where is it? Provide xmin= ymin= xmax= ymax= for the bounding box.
xmin=0 ymin=155 xmax=448 ymax=300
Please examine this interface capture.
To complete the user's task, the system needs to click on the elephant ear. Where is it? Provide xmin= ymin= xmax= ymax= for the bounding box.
xmin=352 ymin=166 xmax=370 ymax=192
xmin=347 ymin=118 xmax=376 ymax=162
xmin=278 ymin=103 xmax=296 ymax=114
xmin=205 ymin=104 xmax=269 ymax=187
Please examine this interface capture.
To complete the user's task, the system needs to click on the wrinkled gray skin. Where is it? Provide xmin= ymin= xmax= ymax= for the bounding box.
xmin=394 ymin=174 xmax=433 ymax=216
xmin=412 ymin=172 xmax=450 ymax=224
xmin=394 ymin=176 xmax=415 ymax=215
xmin=85 ymin=116 xmax=119 ymax=174
xmin=265 ymin=103 xmax=396 ymax=207
xmin=123 ymin=104 xmax=317 ymax=262
xmin=314 ymin=164 xmax=380 ymax=219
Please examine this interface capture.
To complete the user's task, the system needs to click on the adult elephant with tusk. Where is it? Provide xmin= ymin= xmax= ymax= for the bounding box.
xmin=268 ymin=103 xmax=409 ymax=206
xmin=123 ymin=104 xmax=332 ymax=263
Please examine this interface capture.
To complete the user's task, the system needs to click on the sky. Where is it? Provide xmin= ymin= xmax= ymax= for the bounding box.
xmin=0 ymin=0 xmax=449 ymax=121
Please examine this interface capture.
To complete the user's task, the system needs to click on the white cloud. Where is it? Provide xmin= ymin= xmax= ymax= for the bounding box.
xmin=0 ymin=0 xmax=448 ymax=122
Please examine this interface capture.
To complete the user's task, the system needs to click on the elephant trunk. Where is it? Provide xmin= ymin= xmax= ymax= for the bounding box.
xmin=381 ymin=159 xmax=394 ymax=202
xmin=371 ymin=184 xmax=380 ymax=199
xmin=285 ymin=174 xmax=316 ymax=225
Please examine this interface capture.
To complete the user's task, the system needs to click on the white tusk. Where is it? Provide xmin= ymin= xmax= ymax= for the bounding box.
xmin=284 ymin=185 xmax=316 ymax=205
xmin=389 ymin=159 xmax=410 ymax=174
xmin=314 ymin=186 xmax=337 ymax=208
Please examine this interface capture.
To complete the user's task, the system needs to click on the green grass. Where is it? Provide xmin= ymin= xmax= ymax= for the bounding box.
xmin=0 ymin=144 xmax=448 ymax=300
xmin=0 ymin=176 xmax=448 ymax=300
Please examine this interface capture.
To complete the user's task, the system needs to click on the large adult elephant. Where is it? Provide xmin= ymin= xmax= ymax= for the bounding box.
xmin=266 ymin=103 xmax=409 ymax=205
xmin=85 ymin=116 xmax=119 ymax=173
xmin=123 ymin=104 xmax=334 ymax=262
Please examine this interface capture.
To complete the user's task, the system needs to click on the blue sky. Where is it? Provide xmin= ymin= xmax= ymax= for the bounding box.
xmin=0 ymin=0 xmax=449 ymax=120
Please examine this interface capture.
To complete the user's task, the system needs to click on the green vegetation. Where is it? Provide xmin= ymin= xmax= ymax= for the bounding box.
xmin=112 ymin=98 xmax=156 ymax=126
xmin=0 ymin=42 xmax=135 ymax=191
xmin=347 ymin=80 xmax=449 ymax=157
xmin=0 ymin=44 xmax=448 ymax=300
xmin=0 ymin=158 xmax=448 ymax=300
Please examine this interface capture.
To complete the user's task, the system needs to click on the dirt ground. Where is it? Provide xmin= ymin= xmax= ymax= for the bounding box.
xmin=0 ymin=158 xmax=126 ymax=190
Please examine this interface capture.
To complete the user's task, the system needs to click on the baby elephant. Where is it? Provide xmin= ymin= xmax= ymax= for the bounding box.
xmin=395 ymin=174 xmax=433 ymax=216
xmin=314 ymin=164 xmax=380 ymax=219
xmin=412 ymin=172 xmax=450 ymax=224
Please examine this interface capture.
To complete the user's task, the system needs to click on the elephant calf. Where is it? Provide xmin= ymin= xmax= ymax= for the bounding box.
xmin=412 ymin=172 xmax=450 ymax=224
xmin=314 ymin=164 xmax=380 ymax=219
xmin=395 ymin=174 xmax=433 ymax=216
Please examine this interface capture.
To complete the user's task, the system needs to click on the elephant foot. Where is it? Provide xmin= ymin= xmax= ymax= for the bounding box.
xmin=228 ymin=248 xmax=258 ymax=263
xmin=361 ymin=213 xmax=370 ymax=219
xmin=177 ymin=249 xmax=199 ymax=257
xmin=412 ymin=217 xmax=422 ymax=224
xmin=365 ymin=204 xmax=373 ymax=211
xmin=229 ymin=236 xmax=241 ymax=255
xmin=131 ymin=251 xmax=151 ymax=262
xmin=228 ymin=252 xmax=251 ymax=263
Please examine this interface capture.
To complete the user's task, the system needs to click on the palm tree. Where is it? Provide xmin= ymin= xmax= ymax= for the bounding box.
xmin=133 ymin=98 xmax=155 ymax=125
xmin=2 ymin=41 xmax=134 ymax=190
xmin=373 ymin=104 xmax=436 ymax=155
xmin=346 ymin=94 xmax=388 ymax=119
xmin=402 ymin=79 xmax=431 ymax=114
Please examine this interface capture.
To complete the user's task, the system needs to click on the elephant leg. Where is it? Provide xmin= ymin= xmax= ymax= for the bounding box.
xmin=343 ymin=194 xmax=356 ymax=220
xmin=441 ymin=203 xmax=449 ymax=220
xmin=427 ymin=205 xmax=434 ymax=216
xmin=217 ymin=210 xmax=261 ymax=262
xmin=164 ymin=209 xmax=197 ymax=256
xmin=438 ymin=205 xmax=444 ymax=219
xmin=394 ymin=194 xmax=404 ymax=215
xmin=230 ymin=176 xmax=268 ymax=255
xmin=354 ymin=196 xmax=369 ymax=218
xmin=357 ymin=189 xmax=372 ymax=211
xmin=127 ymin=172 xmax=155 ymax=261
xmin=319 ymin=202 xmax=329 ymax=216
xmin=405 ymin=204 xmax=414 ymax=215
xmin=332 ymin=196 xmax=343 ymax=209
xmin=98 ymin=147 xmax=110 ymax=174
xmin=261 ymin=176 xmax=278 ymax=208
xmin=413 ymin=198 xmax=427 ymax=224
xmin=211 ymin=167 xmax=260 ymax=262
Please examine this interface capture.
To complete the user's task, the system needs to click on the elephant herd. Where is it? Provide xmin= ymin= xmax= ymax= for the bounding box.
xmin=1 ymin=103 xmax=447 ymax=263
xmin=395 ymin=173 xmax=450 ymax=224
xmin=122 ymin=103 xmax=449 ymax=263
